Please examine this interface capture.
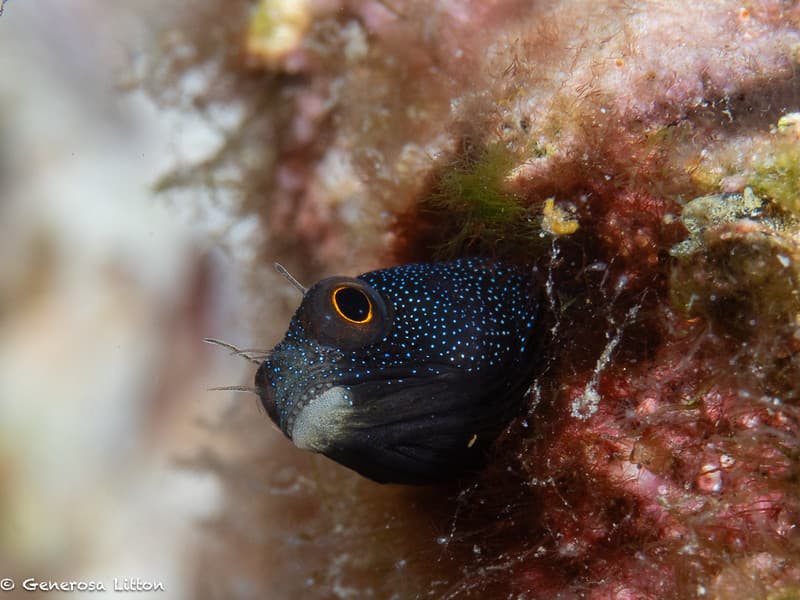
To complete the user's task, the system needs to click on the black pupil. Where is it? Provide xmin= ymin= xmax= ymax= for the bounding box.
xmin=335 ymin=287 xmax=371 ymax=322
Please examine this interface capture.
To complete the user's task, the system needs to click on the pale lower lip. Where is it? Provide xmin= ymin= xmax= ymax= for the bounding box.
xmin=290 ymin=386 xmax=352 ymax=452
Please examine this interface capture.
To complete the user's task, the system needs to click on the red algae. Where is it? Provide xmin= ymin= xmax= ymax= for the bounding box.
xmin=144 ymin=0 xmax=800 ymax=598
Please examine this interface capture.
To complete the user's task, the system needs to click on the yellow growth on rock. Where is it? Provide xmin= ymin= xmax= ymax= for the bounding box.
xmin=541 ymin=198 xmax=579 ymax=236
xmin=245 ymin=0 xmax=310 ymax=70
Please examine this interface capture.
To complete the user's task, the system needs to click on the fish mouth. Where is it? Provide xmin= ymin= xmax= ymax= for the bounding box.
xmin=254 ymin=359 xmax=348 ymax=433
xmin=282 ymin=372 xmax=520 ymax=484
xmin=255 ymin=357 xmax=460 ymax=436
xmin=285 ymin=373 xmax=448 ymax=448
xmin=287 ymin=385 xmax=354 ymax=452
xmin=253 ymin=361 xmax=281 ymax=425
xmin=277 ymin=371 xmax=456 ymax=447
xmin=256 ymin=358 xmax=529 ymax=484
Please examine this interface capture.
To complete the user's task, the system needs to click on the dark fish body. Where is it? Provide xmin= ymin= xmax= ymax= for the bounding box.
xmin=256 ymin=258 xmax=540 ymax=484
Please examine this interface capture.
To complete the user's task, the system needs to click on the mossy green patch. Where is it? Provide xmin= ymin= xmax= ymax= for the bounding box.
xmin=747 ymin=134 xmax=800 ymax=217
xmin=669 ymin=190 xmax=800 ymax=392
xmin=422 ymin=143 xmax=540 ymax=257
xmin=767 ymin=586 xmax=800 ymax=600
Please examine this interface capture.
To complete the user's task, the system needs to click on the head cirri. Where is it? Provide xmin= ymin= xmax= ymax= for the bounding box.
xmin=255 ymin=258 xmax=540 ymax=484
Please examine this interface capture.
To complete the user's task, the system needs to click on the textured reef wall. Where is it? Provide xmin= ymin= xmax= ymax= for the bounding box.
xmin=146 ymin=1 xmax=800 ymax=598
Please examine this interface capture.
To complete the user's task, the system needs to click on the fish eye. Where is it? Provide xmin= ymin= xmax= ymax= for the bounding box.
xmin=332 ymin=286 xmax=373 ymax=324
xmin=296 ymin=276 xmax=393 ymax=350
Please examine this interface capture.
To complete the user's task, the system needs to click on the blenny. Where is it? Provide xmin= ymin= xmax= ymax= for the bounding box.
xmin=255 ymin=258 xmax=540 ymax=484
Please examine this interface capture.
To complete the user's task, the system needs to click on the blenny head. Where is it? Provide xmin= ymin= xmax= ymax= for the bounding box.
xmin=256 ymin=258 xmax=540 ymax=484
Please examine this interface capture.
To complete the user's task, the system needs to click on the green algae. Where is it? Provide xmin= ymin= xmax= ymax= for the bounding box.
xmin=767 ymin=585 xmax=800 ymax=600
xmin=669 ymin=189 xmax=800 ymax=376
xmin=423 ymin=143 xmax=541 ymax=257
xmin=747 ymin=136 xmax=800 ymax=217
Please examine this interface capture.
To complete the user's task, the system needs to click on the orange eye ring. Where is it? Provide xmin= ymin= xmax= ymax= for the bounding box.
xmin=332 ymin=286 xmax=373 ymax=324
